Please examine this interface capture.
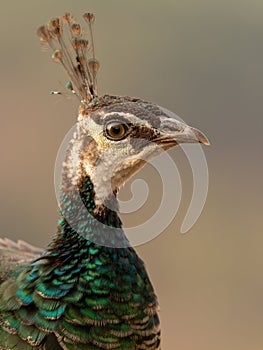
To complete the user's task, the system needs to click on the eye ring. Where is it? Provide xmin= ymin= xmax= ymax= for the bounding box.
xmin=105 ymin=120 xmax=130 ymax=141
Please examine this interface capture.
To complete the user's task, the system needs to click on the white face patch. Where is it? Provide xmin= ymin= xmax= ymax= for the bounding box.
xmin=102 ymin=111 xmax=152 ymax=129
xmin=83 ymin=141 xmax=136 ymax=206
xmin=79 ymin=112 xmax=161 ymax=205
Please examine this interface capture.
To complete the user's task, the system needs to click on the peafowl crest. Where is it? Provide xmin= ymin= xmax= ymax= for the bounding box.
xmin=0 ymin=12 xmax=209 ymax=350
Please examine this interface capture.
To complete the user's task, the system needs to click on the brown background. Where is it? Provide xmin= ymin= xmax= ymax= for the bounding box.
xmin=1 ymin=1 xmax=263 ymax=349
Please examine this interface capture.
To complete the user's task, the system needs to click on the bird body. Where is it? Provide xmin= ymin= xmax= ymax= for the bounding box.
xmin=0 ymin=225 xmax=160 ymax=350
xmin=0 ymin=13 xmax=209 ymax=350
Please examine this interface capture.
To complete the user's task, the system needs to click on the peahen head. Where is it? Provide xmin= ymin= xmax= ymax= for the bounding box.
xmin=70 ymin=96 xmax=209 ymax=207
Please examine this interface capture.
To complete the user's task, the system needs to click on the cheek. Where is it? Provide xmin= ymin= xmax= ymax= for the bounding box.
xmin=94 ymin=137 xmax=111 ymax=148
xmin=135 ymin=144 xmax=163 ymax=161
xmin=103 ymin=139 xmax=134 ymax=157
xmin=112 ymin=158 xmax=146 ymax=188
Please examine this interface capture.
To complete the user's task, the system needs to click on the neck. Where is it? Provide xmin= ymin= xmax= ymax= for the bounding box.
xmin=56 ymin=175 xmax=130 ymax=248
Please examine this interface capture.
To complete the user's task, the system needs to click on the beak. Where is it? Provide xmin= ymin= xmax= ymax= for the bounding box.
xmin=155 ymin=117 xmax=210 ymax=148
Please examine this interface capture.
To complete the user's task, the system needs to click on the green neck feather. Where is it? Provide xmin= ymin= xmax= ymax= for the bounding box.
xmin=56 ymin=175 xmax=130 ymax=248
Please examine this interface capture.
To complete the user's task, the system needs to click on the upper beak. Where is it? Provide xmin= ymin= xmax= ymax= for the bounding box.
xmin=156 ymin=117 xmax=210 ymax=147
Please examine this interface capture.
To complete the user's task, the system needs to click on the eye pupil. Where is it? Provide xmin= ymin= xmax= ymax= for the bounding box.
xmin=111 ymin=126 xmax=121 ymax=134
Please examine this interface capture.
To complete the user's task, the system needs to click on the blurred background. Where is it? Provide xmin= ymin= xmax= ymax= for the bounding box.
xmin=0 ymin=1 xmax=263 ymax=349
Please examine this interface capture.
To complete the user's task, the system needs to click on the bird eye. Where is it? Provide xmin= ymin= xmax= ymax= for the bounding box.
xmin=105 ymin=121 xmax=129 ymax=141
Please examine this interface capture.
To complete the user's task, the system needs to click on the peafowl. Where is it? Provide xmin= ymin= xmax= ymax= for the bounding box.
xmin=0 ymin=13 xmax=209 ymax=350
